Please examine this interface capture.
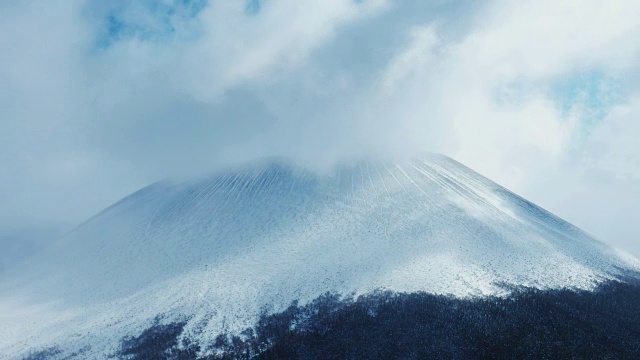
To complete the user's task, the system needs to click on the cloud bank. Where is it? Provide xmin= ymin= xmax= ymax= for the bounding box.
xmin=1 ymin=0 xmax=640 ymax=256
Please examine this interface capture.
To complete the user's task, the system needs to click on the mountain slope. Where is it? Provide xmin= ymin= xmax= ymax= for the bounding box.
xmin=1 ymin=154 xmax=638 ymax=359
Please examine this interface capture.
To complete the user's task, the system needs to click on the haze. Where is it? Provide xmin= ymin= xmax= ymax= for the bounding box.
xmin=1 ymin=0 xmax=639 ymax=264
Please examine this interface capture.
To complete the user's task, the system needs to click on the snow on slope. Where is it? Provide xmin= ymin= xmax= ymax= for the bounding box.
xmin=1 ymin=154 xmax=638 ymax=358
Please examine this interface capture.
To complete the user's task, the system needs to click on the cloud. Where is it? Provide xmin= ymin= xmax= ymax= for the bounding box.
xmin=1 ymin=0 xmax=640 ymax=257
xmin=0 ymin=0 xmax=389 ymax=225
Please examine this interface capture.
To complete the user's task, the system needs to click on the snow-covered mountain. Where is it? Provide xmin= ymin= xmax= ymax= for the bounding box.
xmin=1 ymin=154 xmax=639 ymax=359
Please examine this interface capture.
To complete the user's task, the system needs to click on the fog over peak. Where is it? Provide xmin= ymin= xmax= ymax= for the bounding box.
xmin=1 ymin=0 xmax=640 ymax=256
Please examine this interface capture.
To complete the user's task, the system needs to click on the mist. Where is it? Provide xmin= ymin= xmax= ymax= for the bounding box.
xmin=1 ymin=0 xmax=640 ymax=261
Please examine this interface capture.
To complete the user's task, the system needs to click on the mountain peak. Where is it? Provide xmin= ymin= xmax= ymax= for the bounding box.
xmin=1 ymin=154 xmax=638 ymax=358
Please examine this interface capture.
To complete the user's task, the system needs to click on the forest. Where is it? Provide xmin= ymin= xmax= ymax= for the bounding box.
xmin=99 ymin=279 xmax=640 ymax=360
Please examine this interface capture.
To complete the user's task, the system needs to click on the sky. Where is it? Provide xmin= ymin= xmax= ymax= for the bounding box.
xmin=1 ymin=0 xmax=640 ymax=262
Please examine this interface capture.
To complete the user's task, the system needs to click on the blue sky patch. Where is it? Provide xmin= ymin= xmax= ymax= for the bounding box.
xmin=549 ymin=69 xmax=621 ymax=125
xmin=246 ymin=0 xmax=263 ymax=15
xmin=95 ymin=0 xmax=207 ymax=48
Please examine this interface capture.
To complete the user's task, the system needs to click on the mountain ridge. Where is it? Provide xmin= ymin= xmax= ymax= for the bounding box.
xmin=1 ymin=153 xmax=638 ymax=359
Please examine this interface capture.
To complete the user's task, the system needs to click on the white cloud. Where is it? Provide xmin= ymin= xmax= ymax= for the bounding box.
xmin=316 ymin=0 xmax=640 ymax=254
xmin=98 ymin=0 xmax=390 ymax=102
xmin=1 ymin=0 xmax=640 ymax=257
xmin=588 ymin=97 xmax=640 ymax=178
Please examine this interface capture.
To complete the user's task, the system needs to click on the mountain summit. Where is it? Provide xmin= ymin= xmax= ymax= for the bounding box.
xmin=2 ymin=154 xmax=638 ymax=358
